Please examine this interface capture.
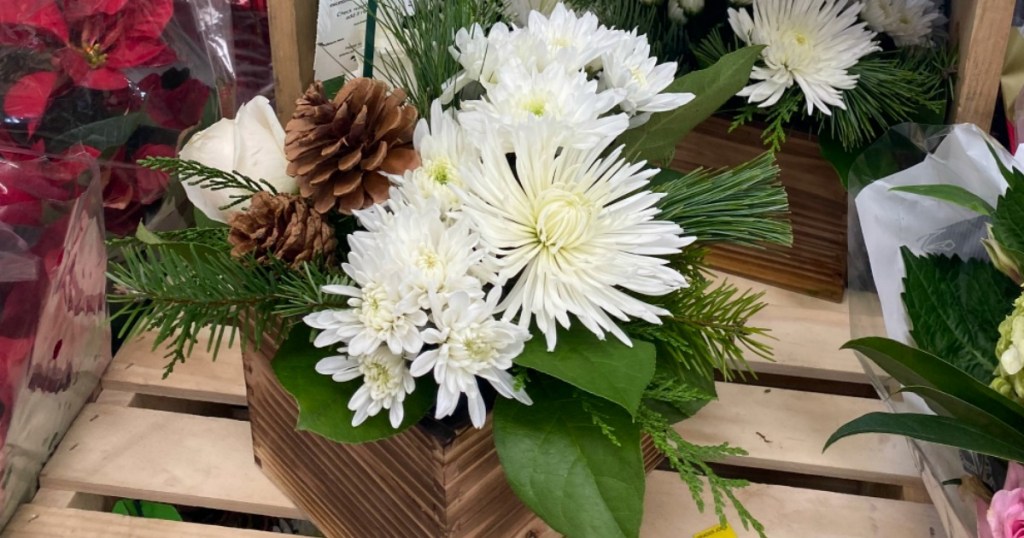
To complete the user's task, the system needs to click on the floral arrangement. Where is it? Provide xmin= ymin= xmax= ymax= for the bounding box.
xmin=566 ymin=0 xmax=953 ymax=170
xmin=827 ymin=149 xmax=1024 ymax=537
xmin=109 ymin=2 xmax=792 ymax=536
xmin=0 ymin=0 xmax=220 ymax=235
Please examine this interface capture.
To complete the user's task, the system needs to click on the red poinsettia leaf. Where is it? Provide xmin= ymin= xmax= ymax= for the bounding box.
xmin=61 ymin=0 xmax=129 ymax=20
xmin=57 ymin=49 xmax=128 ymax=90
xmin=105 ymin=39 xmax=174 ymax=69
xmin=0 ymin=0 xmax=69 ymax=42
xmin=131 ymin=144 xmax=174 ymax=204
xmin=121 ymin=0 xmax=174 ymax=41
xmin=145 ymin=78 xmax=210 ymax=130
xmin=4 ymin=72 xmax=59 ymax=137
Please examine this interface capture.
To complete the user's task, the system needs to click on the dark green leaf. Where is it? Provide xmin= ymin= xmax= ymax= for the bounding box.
xmin=273 ymin=325 xmax=436 ymax=443
xmin=514 ymin=326 xmax=656 ymax=416
xmin=111 ymin=499 xmax=183 ymax=521
xmin=890 ymin=185 xmax=995 ymax=216
xmin=616 ymin=46 xmax=764 ymax=166
xmin=493 ymin=376 xmax=646 ymax=538
xmin=826 ymin=412 xmax=1024 ymax=462
xmin=991 ymin=152 xmax=1024 ymax=273
xmin=322 ymin=76 xmax=347 ymax=100
xmin=901 ymin=249 xmax=1016 ymax=381
xmin=843 ymin=337 xmax=1024 ymax=429
xmin=48 ymin=113 xmax=145 ymax=153
xmin=897 ymin=385 xmax=1024 ymax=446
xmin=818 ymin=131 xmax=862 ymax=190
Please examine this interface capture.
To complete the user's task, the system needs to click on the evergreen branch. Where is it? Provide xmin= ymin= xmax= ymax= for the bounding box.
xmin=139 ymin=156 xmax=278 ymax=209
xmin=628 ymin=266 xmax=772 ymax=381
xmin=580 ymin=394 xmax=622 ymax=447
xmin=656 ymin=152 xmax=792 ymax=247
xmin=108 ymin=244 xmax=349 ymax=376
xmin=107 ymin=227 xmax=231 ymax=253
xmin=372 ymin=0 xmax=507 ymax=117
xmin=639 ymin=405 xmax=765 ymax=537
xmin=567 ymin=0 xmax=685 ymax=63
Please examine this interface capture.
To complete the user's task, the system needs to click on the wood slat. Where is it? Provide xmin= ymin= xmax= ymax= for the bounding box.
xmin=103 ymin=330 xmax=247 ymax=406
xmin=641 ymin=471 xmax=945 ymax=537
xmin=679 ymin=382 xmax=920 ymax=486
xmin=1 ymin=505 xmax=279 ymax=538
xmin=38 ymin=404 xmax=300 ymax=520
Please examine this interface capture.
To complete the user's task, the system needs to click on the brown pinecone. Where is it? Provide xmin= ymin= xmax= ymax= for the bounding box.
xmin=228 ymin=191 xmax=338 ymax=267
xmin=284 ymin=78 xmax=420 ymax=214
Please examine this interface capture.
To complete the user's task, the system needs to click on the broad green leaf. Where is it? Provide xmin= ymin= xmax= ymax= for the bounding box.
xmin=826 ymin=412 xmax=1024 ymax=463
xmin=273 ymin=325 xmax=436 ymax=443
xmin=48 ymin=113 xmax=145 ymax=153
xmin=991 ymin=154 xmax=1024 ymax=273
xmin=818 ymin=131 xmax=862 ymax=190
xmin=323 ymin=75 xmax=347 ymax=100
xmin=843 ymin=337 xmax=1024 ymax=429
xmin=493 ymin=376 xmax=646 ymax=538
xmin=616 ymin=46 xmax=764 ymax=167
xmin=897 ymin=385 xmax=1024 ymax=447
xmin=112 ymin=499 xmax=183 ymax=521
xmin=514 ymin=326 xmax=656 ymax=416
xmin=890 ymin=184 xmax=995 ymax=216
xmin=901 ymin=249 xmax=1016 ymax=381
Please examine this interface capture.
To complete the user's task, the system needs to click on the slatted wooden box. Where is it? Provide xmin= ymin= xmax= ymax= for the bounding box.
xmin=241 ymin=332 xmax=662 ymax=538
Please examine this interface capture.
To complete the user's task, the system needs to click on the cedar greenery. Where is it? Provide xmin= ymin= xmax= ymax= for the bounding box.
xmin=139 ymin=156 xmax=277 ymax=210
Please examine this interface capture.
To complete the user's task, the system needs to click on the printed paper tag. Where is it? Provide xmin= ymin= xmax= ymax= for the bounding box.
xmin=693 ymin=523 xmax=738 ymax=538
xmin=313 ymin=0 xmax=416 ymax=81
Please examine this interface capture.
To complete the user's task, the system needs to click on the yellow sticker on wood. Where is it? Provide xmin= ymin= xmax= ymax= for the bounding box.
xmin=693 ymin=523 xmax=738 ymax=538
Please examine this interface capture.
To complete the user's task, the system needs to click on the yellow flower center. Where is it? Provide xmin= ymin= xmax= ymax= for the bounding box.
xmin=629 ymin=66 xmax=648 ymax=86
xmin=426 ymin=158 xmax=455 ymax=185
xmin=523 ymin=96 xmax=547 ymax=117
xmin=794 ymin=33 xmax=808 ymax=46
xmin=80 ymin=42 xmax=108 ymax=68
xmin=533 ymin=188 xmax=597 ymax=254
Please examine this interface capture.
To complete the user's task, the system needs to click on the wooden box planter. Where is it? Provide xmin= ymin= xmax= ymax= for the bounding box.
xmin=673 ymin=117 xmax=848 ymax=302
xmin=242 ymin=332 xmax=664 ymax=538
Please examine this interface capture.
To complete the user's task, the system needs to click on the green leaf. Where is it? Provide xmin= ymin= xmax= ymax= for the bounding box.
xmin=514 ymin=326 xmax=656 ymax=416
xmin=493 ymin=376 xmax=646 ymax=538
xmin=826 ymin=412 xmax=1024 ymax=462
xmin=890 ymin=185 xmax=995 ymax=216
xmin=111 ymin=499 xmax=183 ymax=521
xmin=48 ymin=113 xmax=145 ymax=153
xmin=843 ymin=337 xmax=1024 ymax=429
xmin=322 ymin=75 xmax=347 ymax=100
xmin=273 ymin=325 xmax=436 ymax=443
xmin=897 ymin=385 xmax=1024 ymax=445
xmin=818 ymin=131 xmax=862 ymax=190
xmin=616 ymin=46 xmax=764 ymax=167
xmin=991 ymin=154 xmax=1024 ymax=273
xmin=901 ymin=249 xmax=1017 ymax=381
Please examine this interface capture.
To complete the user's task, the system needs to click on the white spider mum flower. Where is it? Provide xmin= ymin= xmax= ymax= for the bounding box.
xmin=459 ymin=126 xmax=695 ymax=350
xmin=411 ymin=290 xmax=532 ymax=428
xmin=525 ymin=4 xmax=617 ymax=71
xmin=728 ymin=0 xmax=880 ymax=115
xmin=405 ymin=100 xmax=477 ymax=214
xmin=460 ymin=62 xmax=628 ymax=150
xmin=316 ymin=347 xmax=416 ymax=428
xmin=860 ymin=0 xmax=943 ymax=47
xmin=599 ymin=31 xmax=695 ymax=127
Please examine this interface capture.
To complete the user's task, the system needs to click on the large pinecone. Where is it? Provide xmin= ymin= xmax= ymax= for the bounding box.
xmin=228 ymin=191 xmax=337 ymax=267
xmin=284 ymin=78 xmax=420 ymax=214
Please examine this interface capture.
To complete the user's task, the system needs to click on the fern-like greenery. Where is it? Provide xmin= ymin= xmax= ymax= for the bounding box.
xmin=655 ymin=152 xmax=792 ymax=247
xmin=108 ymin=241 xmax=349 ymax=376
xmin=139 ymin=157 xmax=276 ymax=210
xmin=372 ymin=0 xmax=508 ymax=117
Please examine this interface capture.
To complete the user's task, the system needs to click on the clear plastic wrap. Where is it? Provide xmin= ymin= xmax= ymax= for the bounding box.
xmin=0 ymin=146 xmax=111 ymax=526
xmin=847 ymin=123 xmax=1017 ymax=536
xmin=0 ymin=0 xmax=245 ymax=235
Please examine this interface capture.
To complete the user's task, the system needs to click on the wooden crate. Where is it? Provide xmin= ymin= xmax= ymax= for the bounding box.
xmin=0 ymin=275 xmax=950 ymax=537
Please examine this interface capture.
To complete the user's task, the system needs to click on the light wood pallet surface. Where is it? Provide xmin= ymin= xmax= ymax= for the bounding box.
xmin=2 ymin=275 xmax=947 ymax=537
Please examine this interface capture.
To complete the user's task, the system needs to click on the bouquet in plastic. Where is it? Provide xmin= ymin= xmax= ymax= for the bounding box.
xmin=109 ymin=3 xmax=793 ymax=536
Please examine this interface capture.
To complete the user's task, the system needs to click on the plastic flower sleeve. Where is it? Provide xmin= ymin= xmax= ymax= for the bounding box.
xmin=0 ymin=147 xmax=111 ymax=526
xmin=0 ymin=0 xmax=245 ymax=235
xmin=847 ymin=123 xmax=1019 ymax=535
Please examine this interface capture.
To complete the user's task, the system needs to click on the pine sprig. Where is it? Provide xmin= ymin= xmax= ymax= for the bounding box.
xmin=656 ymin=152 xmax=792 ymax=247
xmin=139 ymin=156 xmax=278 ymax=210
xmin=638 ymin=405 xmax=766 ymax=537
xmin=567 ymin=0 xmax=685 ymax=63
xmin=108 ymin=244 xmax=349 ymax=376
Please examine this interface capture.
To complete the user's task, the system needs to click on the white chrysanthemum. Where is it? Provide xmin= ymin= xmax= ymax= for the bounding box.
xmin=316 ymin=347 xmax=416 ymax=428
xmin=668 ymin=0 xmax=705 ymax=23
xmin=728 ymin=0 xmax=880 ymax=115
xmin=860 ymin=0 xmax=942 ymax=48
xmin=411 ymin=290 xmax=532 ymax=427
xmin=524 ymin=4 xmax=617 ymax=71
xmin=459 ymin=126 xmax=695 ymax=350
xmin=405 ymin=101 xmax=477 ymax=214
xmin=599 ymin=31 xmax=696 ymax=127
xmin=506 ymin=0 xmax=560 ymax=26
xmin=459 ymin=62 xmax=628 ymax=150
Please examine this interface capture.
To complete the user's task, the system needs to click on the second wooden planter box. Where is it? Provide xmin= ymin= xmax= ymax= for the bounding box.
xmin=242 ymin=332 xmax=664 ymax=538
xmin=674 ymin=117 xmax=847 ymax=302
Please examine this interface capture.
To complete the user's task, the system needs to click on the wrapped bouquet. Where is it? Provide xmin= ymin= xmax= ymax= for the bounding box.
xmin=110 ymin=2 xmax=791 ymax=536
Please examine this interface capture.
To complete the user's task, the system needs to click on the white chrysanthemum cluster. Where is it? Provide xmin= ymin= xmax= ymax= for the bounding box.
xmin=306 ymin=4 xmax=695 ymax=429
xmin=860 ymin=0 xmax=943 ymax=48
xmin=729 ymin=0 xmax=880 ymax=115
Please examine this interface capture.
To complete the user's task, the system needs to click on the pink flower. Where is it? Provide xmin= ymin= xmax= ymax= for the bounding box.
xmin=981 ymin=463 xmax=1024 ymax=538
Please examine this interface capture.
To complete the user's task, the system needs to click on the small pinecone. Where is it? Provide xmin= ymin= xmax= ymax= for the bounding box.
xmin=284 ymin=78 xmax=420 ymax=214
xmin=228 ymin=191 xmax=338 ymax=267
